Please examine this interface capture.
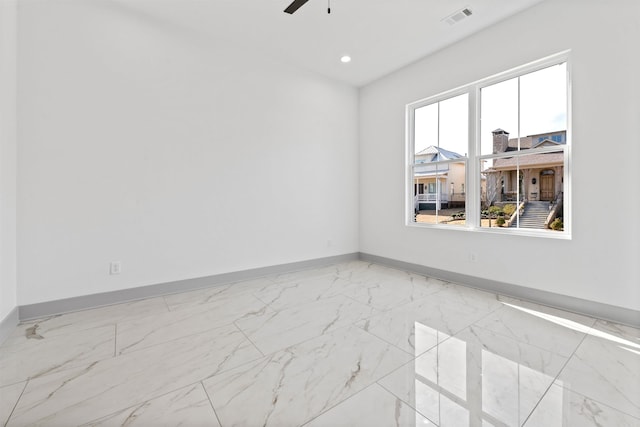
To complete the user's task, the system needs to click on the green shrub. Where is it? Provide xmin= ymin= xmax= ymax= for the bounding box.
xmin=550 ymin=217 xmax=564 ymax=231
xmin=503 ymin=204 xmax=516 ymax=216
xmin=496 ymin=217 xmax=506 ymax=226
xmin=488 ymin=206 xmax=502 ymax=216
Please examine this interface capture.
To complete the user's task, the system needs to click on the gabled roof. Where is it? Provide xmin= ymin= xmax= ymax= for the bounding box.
xmin=415 ymin=145 xmax=464 ymax=162
xmin=532 ymin=138 xmax=563 ymax=149
xmin=488 ymin=151 xmax=564 ymax=170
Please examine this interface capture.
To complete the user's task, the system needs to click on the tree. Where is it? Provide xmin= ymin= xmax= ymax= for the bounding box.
xmin=485 ymin=171 xmax=499 ymax=209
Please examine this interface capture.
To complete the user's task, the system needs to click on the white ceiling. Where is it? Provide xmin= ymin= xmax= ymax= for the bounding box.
xmin=115 ymin=0 xmax=545 ymax=87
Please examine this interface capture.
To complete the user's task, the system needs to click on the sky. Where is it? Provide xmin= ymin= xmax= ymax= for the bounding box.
xmin=414 ymin=62 xmax=567 ymax=156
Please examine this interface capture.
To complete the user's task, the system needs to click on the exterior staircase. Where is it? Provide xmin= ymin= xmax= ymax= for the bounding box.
xmin=510 ymin=201 xmax=550 ymax=229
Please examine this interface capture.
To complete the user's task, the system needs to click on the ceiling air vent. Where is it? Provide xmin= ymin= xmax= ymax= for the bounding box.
xmin=443 ymin=7 xmax=473 ymax=25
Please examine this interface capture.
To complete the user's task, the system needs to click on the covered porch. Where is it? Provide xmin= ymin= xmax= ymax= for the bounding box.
xmin=414 ymin=175 xmax=449 ymax=211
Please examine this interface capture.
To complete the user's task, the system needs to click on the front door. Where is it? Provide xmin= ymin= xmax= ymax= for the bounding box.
xmin=540 ymin=173 xmax=554 ymax=201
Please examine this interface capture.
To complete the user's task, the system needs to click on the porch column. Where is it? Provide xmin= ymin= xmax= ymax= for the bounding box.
xmin=555 ymin=166 xmax=562 ymax=197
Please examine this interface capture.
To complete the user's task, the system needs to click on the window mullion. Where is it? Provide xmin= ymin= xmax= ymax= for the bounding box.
xmin=467 ymin=87 xmax=479 ymax=228
xmin=406 ymin=106 xmax=416 ymax=225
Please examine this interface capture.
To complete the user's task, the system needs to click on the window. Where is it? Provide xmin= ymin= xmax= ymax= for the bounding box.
xmin=410 ymin=93 xmax=468 ymax=226
xmin=407 ymin=52 xmax=570 ymax=237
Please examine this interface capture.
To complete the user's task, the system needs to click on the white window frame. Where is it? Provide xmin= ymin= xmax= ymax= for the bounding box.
xmin=406 ymin=51 xmax=571 ymax=239
xmin=407 ymin=88 xmax=470 ymax=226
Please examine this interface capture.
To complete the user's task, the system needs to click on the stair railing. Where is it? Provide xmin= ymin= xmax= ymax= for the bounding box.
xmin=505 ymin=200 xmax=527 ymax=228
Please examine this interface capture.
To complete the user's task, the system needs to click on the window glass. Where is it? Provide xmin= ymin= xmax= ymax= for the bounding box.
xmin=480 ymin=78 xmax=518 ymax=155
xmin=480 ymin=151 xmax=564 ymax=231
xmin=414 ymin=161 xmax=466 ymax=226
xmin=520 ymin=63 xmax=567 ymax=137
xmin=412 ymin=94 xmax=468 ymax=227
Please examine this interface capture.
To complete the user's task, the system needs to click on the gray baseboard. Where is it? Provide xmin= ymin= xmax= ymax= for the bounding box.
xmin=12 ymin=251 xmax=639 ymax=329
xmin=0 ymin=306 xmax=19 ymax=346
xmin=359 ymin=252 xmax=640 ymax=328
xmin=18 ymin=253 xmax=360 ymax=321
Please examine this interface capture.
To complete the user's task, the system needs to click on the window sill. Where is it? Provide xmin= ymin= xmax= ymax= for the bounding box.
xmin=406 ymin=221 xmax=571 ymax=240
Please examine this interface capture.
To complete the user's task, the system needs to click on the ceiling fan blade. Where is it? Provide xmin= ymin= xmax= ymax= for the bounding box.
xmin=284 ymin=0 xmax=309 ymax=14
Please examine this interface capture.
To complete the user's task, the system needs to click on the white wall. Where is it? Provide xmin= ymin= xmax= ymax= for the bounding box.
xmin=359 ymin=0 xmax=640 ymax=311
xmin=0 ymin=0 xmax=18 ymax=323
xmin=17 ymin=0 xmax=359 ymax=305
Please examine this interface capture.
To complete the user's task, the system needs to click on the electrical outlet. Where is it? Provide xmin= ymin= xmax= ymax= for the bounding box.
xmin=469 ymin=253 xmax=478 ymax=263
xmin=327 ymin=239 xmax=333 ymax=247
xmin=109 ymin=261 xmax=122 ymax=275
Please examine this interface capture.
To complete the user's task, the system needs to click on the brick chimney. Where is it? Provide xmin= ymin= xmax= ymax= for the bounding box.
xmin=492 ymin=129 xmax=509 ymax=154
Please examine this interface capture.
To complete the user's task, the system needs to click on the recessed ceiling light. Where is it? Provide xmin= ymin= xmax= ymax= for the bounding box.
xmin=340 ymin=55 xmax=352 ymax=63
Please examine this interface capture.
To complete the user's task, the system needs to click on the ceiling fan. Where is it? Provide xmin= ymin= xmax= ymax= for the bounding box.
xmin=284 ymin=0 xmax=308 ymax=14
xmin=284 ymin=0 xmax=331 ymax=14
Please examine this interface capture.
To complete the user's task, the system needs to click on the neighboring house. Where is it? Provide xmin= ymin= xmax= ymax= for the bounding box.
xmin=483 ymin=129 xmax=565 ymax=205
xmin=414 ymin=128 xmax=565 ymax=212
xmin=414 ymin=146 xmax=466 ymax=210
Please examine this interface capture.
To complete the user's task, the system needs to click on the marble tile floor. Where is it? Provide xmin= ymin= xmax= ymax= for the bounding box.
xmin=0 ymin=261 xmax=638 ymax=426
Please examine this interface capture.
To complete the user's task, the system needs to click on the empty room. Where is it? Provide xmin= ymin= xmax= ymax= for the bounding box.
xmin=0 ymin=0 xmax=638 ymax=426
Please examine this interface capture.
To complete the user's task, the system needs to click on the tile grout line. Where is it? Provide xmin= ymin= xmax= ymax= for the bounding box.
xmin=245 ymin=316 xmax=396 ymax=360
xmin=253 ymin=285 xmax=344 ymax=313
xmin=376 ymin=371 xmax=441 ymax=426
xmin=471 ymin=320 xmax=592 ymax=360
xmin=545 ymin=380 xmax=640 ymax=422
xmin=355 ymin=295 xmax=504 ymax=361
xmin=540 ymin=319 xmax=640 ymax=422
xmin=200 ymin=381 xmax=224 ymax=427
xmin=117 ymin=319 xmax=255 ymax=358
xmin=336 ymin=290 xmax=393 ymax=313
xmin=234 ymin=311 xmax=411 ymax=362
xmin=454 ymin=300 xmax=590 ymax=426
xmin=232 ymin=321 xmax=265 ymax=357
xmin=294 ymin=314 xmax=375 ymax=353
xmin=368 ymin=301 xmax=540 ymax=427
xmin=354 ymin=320 xmax=418 ymax=357
xmin=519 ymin=324 xmax=592 ymax=426
xmin=250 ymin=292 xmax=279 ymax=312
xmin=3 ymin=379 xmax=29 ymax=427
xmin=161 ymin=295 xmax=172 ymax=312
